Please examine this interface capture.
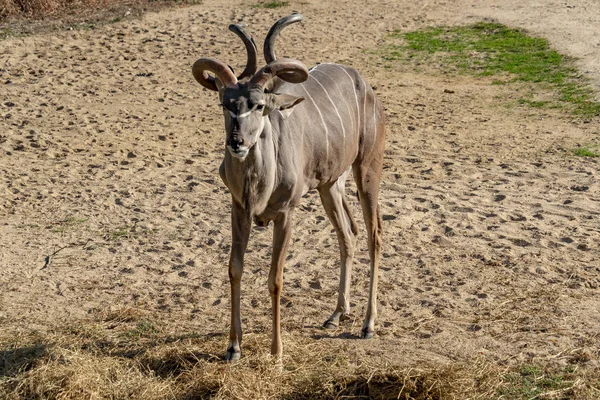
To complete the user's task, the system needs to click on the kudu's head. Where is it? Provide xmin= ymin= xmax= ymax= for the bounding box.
xmin=192 ymin=15 xmax=308 ymax=160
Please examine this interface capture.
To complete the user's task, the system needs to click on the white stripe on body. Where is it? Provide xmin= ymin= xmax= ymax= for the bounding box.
xmin=312 ymin=68 xmax=356 ymax=139
xmin=361 ymin=78 xmax=367 ymax=137
xmin=309 ymin=70 xmax=346 ymax=147
xmin=300 ymin=82 xmax=329 ymax=159
xmin=334 ymin=65 xmax=361 ymax=135
xmin=372 ymin=85 xmax=377 ymax=143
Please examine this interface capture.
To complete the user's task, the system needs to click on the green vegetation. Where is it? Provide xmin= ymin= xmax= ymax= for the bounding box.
xmin=498 ymin=364 xmax=580 ymax=399
xmin=50 ymin=216 xmax=88 ymax=233
xmin=384 ymin=22 xmax=600 ymax=118
xmin=0 ymin=28 xmax=22 ymax=38
xmin=122 ymin=320 xmax=158 ymax=339
xmin=108 ymin=225 xmax=135 ymax=240
xmin=573 ymin=145 xmax=600 ymax=157
xmin=518 ymin=98 xmax=552 ymax=108
xmin=79 ymin=22 xmax=97 ymax=31
xmin=253 ymin=1 xmax=289 ymax=9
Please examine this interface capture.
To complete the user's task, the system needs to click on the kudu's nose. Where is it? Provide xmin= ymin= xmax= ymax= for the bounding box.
xmin=229 ymin=135 xmax=245 ymax=151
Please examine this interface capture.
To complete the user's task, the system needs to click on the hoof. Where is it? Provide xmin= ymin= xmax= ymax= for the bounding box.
xmin=323 ymin=320 xmax=338 ymax=330
xmin=225 ymin=349 xmax=241 ymax=362
xmin=360 ymin=329 xmax=375 ymax=339
xmin=324 ymin=313 xmax=350 ymax=329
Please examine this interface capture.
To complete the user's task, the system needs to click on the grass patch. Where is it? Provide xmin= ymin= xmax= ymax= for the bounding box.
xmin=252 ymin=1 xmax=289 ymax=9
xmin=108 ymin=227 xmax=130 ymax=240
xmin=107 ymin=224 xmax=136 ymax=240
xmin=49 ymin=216 xmax=88 ymax=233
xmin=498 ymin=364 xmax=582 ymax=399
xmin=384 ymin=22 xmax=600 ymax=118
xmin=0 ymin=27 xmax=23 ymax=38
xmin=518 ymin=98 xmax=552 ymax=108
xmin=573 ymin=145 xmax=600 ymax=157
xmin=121 ymin=320 xmax=158 ymax=340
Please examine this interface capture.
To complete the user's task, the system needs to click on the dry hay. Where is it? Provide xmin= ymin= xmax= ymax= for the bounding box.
xmin=2 ymin=315 xmax=598 ymax=399
xmin=1 ymin=324 xmax=501 ymax=400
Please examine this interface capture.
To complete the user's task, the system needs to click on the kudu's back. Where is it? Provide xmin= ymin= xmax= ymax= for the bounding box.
xmin=270 ymin=62 xmax=385 ymax=188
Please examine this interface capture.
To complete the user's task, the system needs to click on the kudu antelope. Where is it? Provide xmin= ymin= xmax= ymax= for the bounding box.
xmin=192 ymin=14 xmax=385 ymax=360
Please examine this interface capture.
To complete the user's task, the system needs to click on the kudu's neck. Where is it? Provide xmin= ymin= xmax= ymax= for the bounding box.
xmin=242 ymin=116 xmax=278 ymax=176
xmin=225 ymin=117 xmax=278 ymax=217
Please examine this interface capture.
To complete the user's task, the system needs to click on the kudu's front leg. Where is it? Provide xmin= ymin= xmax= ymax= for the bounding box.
xmin=226 ymin=201 xmax=251 ymax=361
xmin=269 ymin=210 xmax=294 ymax=358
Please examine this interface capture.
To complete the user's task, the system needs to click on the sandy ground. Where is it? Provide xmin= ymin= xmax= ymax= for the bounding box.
xmin=1 ymin=0 xmax=599 ymax=371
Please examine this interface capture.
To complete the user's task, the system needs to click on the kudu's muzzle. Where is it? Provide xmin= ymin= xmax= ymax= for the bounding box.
xmin=227 ymin=135 xmax=245 ymax=151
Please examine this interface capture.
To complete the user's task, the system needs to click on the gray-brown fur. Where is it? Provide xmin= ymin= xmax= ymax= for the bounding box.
xmin=192 ymin=14 xmax=385 ymax=360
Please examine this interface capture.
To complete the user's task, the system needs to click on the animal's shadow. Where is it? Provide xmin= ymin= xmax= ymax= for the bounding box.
xmin=310 ymin=329 xmax=362 ymax=341
xmin=1 ymin=332 xmax=227 ymax=383
xmin=0 ymin=343 xmax=47 ymax=378
xmin=118 ymin=332 xmax=226 ymax=375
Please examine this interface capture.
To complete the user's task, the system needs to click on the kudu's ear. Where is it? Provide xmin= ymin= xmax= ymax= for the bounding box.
xmin=265 ymin=93 xmax=305 ymax=117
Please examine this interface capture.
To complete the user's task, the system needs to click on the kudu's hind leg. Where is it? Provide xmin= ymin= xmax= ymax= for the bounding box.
xmin=353 ymin=159 xmax=383 ymax=339
xmin=318 ymin=169 xmax=359 ymax=329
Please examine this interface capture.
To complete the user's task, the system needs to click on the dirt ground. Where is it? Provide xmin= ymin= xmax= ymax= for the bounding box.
xmin=1 ymin=0 xmax=599 ymax=385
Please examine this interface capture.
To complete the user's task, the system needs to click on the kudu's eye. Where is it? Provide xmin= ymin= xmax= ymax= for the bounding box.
xmin=256 ymin=104 xmax=264 ymax=112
